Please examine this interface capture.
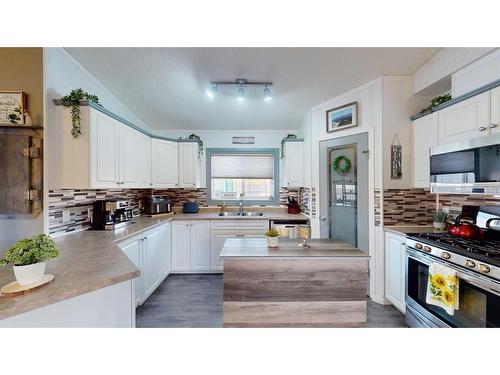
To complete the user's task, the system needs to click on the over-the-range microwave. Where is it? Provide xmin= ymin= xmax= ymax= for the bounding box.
xmin=430 ymin=132 xmax=500 ymax=194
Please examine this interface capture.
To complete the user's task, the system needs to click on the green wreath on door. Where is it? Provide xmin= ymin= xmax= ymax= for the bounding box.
xmin=332 ymin=155 xmax=352 ymax=175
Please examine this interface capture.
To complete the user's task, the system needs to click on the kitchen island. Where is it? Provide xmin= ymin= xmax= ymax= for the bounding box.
xmin=220 ymin=238 xmax=370 ymax=327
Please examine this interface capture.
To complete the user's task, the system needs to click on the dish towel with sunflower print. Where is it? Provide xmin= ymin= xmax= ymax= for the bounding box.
xmin=426 ymin=262 xmax=459 ymax=315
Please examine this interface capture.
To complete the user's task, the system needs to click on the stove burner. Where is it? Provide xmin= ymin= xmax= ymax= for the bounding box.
xmin=407 ymin=232 xmax=500 ymax=266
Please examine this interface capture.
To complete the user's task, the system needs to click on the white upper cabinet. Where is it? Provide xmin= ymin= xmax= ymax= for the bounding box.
xmin=119 ymin=125 xmax=152 ymax=188
xmin=489 ymin=86 xmax=500 ymax=134
xmin=90 ymin=110 xmax=120 ymax=188
xmin=412 ymin=113 xmax=439 ymax=188
xmin=151 ymin=139 xmax=178 ymax=188
xmin=178 ymin=142 xmax=201 ymax=188
xmin=438 ymin=91 xmax=491 ymax=144
xmin=281 ymin=141 xmax=304 ymax=188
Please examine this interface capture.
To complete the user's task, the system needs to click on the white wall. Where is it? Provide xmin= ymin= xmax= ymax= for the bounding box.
xmin=154 ymin=129 xmax=296 ymax=187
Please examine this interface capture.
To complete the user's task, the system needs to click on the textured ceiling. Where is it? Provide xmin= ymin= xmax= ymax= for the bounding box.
xmin=66 ymin=48 xmax=439 ymax=130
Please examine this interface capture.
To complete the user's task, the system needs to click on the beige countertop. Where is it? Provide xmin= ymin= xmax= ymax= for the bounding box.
xmin=0 ymin=211 xmax=308 ymax=320
xmin=220 ymin=238 xmax=369 ymax=258
xmin=384 ymin=225 xmax=446 ymax=236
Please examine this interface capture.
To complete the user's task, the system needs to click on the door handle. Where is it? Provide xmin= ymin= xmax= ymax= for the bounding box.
xmin=319 ymin=216 xmax=327 ymax=221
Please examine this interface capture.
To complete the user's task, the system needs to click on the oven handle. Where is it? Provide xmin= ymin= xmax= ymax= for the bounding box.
xmin=406 ymin=247 xmax=500 ymax=297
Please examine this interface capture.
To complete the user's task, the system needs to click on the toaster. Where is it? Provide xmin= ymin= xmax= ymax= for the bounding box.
xmin=143 ymin=195 xmax=172 ymax=215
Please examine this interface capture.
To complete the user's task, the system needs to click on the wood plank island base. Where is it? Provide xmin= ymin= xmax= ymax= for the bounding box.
xmin=220 ymin=238 xmax=370 ymax=327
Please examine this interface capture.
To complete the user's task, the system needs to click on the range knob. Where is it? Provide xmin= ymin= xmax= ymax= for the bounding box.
xmin=423 ymin=246 xmax=432 ymax=253
xmin=415 ymin=243 xmax=423 ymax=249
xmin=440 ymin=252 xmax=451 ymax=259
xmin=479 ymin=264 xmax=491 ymax=273
xmin=465 ymin=260 xmax=476 ymax=269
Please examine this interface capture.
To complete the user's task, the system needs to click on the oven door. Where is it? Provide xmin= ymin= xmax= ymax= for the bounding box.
xmin=406 ymin=248 xmax=500 ymax=328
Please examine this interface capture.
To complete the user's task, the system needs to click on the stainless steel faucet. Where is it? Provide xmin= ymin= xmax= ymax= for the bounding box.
xmin=238 ymin=193 xmax=245 ymax=214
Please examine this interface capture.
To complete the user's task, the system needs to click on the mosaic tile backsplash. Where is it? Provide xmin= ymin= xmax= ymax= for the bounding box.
xmin=375 ymin=188 xmax=500 ymax=227
xmin=49 ymin=186 xmax=309 ymax=235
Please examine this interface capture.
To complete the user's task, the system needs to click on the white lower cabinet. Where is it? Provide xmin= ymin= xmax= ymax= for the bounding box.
xmin=171 ymin=220 xmax=211 ymax=272
xmin=385 ymin=231 xmax=407 ymax=314
xmin=118 ymin=222 xmax=171 ymax=307
xmin=210 ymin=220 xmax=269 ymax=272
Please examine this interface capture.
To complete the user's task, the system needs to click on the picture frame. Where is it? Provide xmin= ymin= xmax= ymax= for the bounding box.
xmin=326 ymin=101 xmax=358 ymax=133
xmin=0 ymin=91 xmax=26 ymax=125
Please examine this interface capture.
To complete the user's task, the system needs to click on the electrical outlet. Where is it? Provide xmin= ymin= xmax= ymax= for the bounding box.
xmin=63 ymin=210 xmax=70 ymax=223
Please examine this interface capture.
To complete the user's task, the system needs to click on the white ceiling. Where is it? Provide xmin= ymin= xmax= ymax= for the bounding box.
xmin=66 ymin=48 xmax=439 ymax=130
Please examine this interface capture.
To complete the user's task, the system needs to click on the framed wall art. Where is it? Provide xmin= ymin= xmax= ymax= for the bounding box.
xmin=326 ymin=101 xmax=358 ymax=133
xmin=0 ymin=91 xmax=26 ymax=125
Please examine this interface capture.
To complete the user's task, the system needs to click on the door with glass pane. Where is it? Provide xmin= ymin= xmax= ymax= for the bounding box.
xmin=319 ymin=133 xmax=369 ymax=251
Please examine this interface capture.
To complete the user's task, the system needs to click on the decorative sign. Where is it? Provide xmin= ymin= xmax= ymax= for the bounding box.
xmin=232 ymin=136 xmax=255 ymax=144
xmin=391 ymin=134 xmax=403 ymax=179
xmin=0 ymin=91 xmax=26 ymax=124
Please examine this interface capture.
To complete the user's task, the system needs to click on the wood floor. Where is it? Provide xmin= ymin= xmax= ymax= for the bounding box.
xmin=136 ymin=274 xmax=407 ymax=328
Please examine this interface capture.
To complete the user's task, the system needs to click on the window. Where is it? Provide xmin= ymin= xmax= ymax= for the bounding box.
xmin=207 ymin=149 xmax=279 ymax=205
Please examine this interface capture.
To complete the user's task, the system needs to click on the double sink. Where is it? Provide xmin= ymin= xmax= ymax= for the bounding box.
xmin=217 ymin=211 xmax=264 ymax=217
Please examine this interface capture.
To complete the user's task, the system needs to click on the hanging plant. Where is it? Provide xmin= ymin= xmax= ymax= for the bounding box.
xmin=60 ymin=88 xmax=100 ymax=138
xmin=333 ymin=155 xmax=352 ymax=175
xmin=179 ymin=134 xmax=204 ymax=159
xmin=280 ymin=133 xmax=298 ymax=159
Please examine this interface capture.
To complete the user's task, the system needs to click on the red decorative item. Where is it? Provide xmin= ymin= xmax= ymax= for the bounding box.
xmin=287 ymin=196 xmax=301 ymax=214
xmin=448 ymin=217 xmax=481 ymax=240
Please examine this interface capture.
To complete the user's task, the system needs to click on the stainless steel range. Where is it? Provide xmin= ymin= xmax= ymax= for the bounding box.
xmin=405 ymin=206 xmax=500 ymax=328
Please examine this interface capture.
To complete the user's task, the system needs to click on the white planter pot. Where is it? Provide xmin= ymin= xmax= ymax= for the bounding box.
xmin=267 ymin=236 xmax=279 ymax=248
xmin=433 ymin=222 xmax=446 ymax=230
xmin=13 ymin=261 xmax=47 ymax=286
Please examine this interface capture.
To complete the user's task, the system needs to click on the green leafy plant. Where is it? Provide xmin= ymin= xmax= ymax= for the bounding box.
xmin=433 ymin=210 xmax=449 ymax=223
xmin=280 ymin=133 xmax=297 ymax=159
xmin=265 ymin=228 xmax=280 ymax=237
xmin=179 ymin=134 xmax=204 ymax=159
xmin=419 ymin=94 xmax=452 ymax=115
xmin=333 ymin=155 xmax=352 ymax=175
xmin=0 ymin=234 xmax=59 ymax=267
xmin=60 ymin=88 xmax=100 ymax=138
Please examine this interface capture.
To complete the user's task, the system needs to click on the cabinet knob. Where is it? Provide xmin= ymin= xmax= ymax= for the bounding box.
xmin=479 ymin=126 xmax=487 ymax=132
xmin=490 ymin=124 xmax=498 ymax=129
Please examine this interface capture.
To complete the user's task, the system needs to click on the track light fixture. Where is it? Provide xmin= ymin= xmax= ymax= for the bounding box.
xmin=237 ymin=85 xmax=245 ymax=101
xmin=206 ymin=84 xmax=217 ymax=99
xmin=205 ymin=78 xmax=273 ymax=101
xmin=263 ymin=85 xmax=272 ymax=101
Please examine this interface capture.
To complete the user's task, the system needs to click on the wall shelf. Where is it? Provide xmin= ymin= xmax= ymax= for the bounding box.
xmin=0 ymin=124 xmax=43 ymax=130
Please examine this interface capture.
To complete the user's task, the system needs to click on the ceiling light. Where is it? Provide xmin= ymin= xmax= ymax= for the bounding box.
xmin=263 ymin=86 xmax=272 ymax=101
xmin=206 ymin=84 xmax=217 ymax=99
xmin=237 ymin=85 xmax=245 ymax=101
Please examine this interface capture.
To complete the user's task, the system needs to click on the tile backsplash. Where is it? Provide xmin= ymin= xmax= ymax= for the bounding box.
xmin=376 ymin=188 xmax=500 ymax=227
xmin=49 ymin=186 xmax=309 ymax=235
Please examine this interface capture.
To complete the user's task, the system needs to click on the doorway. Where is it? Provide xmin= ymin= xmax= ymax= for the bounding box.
xmin=319 ymin=133 xmax=369 ymax=251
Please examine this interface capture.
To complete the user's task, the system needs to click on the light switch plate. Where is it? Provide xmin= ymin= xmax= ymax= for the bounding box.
xmin=62 ymin=210 xmax=70 ymax=223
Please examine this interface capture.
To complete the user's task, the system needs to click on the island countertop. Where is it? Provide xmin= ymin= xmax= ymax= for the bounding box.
xmin=220 ymin=238 xmax=369 ymax=258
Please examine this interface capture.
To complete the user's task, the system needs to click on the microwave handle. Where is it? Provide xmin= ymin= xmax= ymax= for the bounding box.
xmin=486 ymin=218 xmax=500 ymax=230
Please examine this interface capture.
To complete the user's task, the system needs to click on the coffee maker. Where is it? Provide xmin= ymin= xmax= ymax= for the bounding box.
xmin=91 ymin=199 xmax=134 ymax=230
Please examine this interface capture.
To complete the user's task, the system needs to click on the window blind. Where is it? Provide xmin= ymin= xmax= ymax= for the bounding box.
xmin=211 ymin=154 xmax=274 ymax=179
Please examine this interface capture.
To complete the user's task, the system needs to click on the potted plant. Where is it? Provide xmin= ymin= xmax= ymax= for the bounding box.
xmin=265 ymin=228 xmax=280 ymax=248
xmin=433 ymin=210 xmax=449 ymax=230
xmin=0 ymin=234 xmax=59 ymax=285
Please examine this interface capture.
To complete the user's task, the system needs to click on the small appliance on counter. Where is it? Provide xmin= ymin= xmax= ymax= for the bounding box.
xmin=143 ymin=195 xmax=172 ymax=215
xmin=183 ymin=200 xmax=200 ymax=213
xmin=91 ymin=199 xmax=134 ymax=230
xmin=270 ymin=219 xmax=309 ymax=239
xmin=286 ymin=196 xmax=301 ymax=214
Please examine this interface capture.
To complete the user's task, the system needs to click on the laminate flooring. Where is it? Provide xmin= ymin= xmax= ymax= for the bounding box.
xmin=136 ymin=274 xmax=407 ymax=328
